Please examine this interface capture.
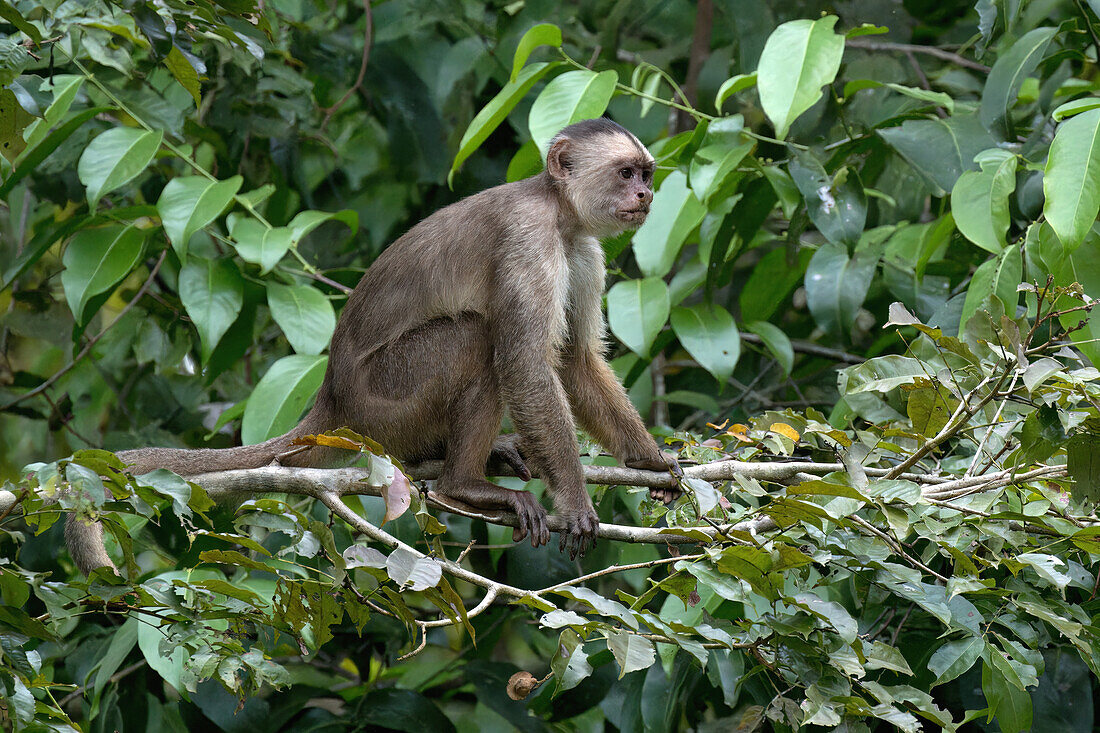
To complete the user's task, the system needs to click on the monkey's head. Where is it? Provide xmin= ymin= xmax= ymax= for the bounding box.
xmin=546 ymin=119 xmax=656 ymax=237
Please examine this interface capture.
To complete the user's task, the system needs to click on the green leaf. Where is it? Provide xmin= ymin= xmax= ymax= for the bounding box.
xmin=1067 ymin=433 xmax=1100 ymax=502
xmin=287 ymin=208 xmax=358 ymax=245
xmin=607 ymin=277 xmax=670 ymax=357
xmin=0 ymin=4 xmax=42 ymax=43
xmin=165 ymin=46 xmax=201 ymax=107
xmin=632 ymin=170 xmax=706 ymax=277
xmin=950 ymin=150 xmax=1017 ymax=253
xmin=528 ymin=69 xmax=618 ymax=156
xmin=267 ymin=283 xmax=336 ymax=355
xmin=61 ymin=224 xmax=146 ymax=325
xmin=23 ymin=76 xmax=85 ymax=150
xmin=756 ymin=16 xmax=844 ymax=140
xmin=241 ymin=354 xmax=328 ymax=444
xmin=688 ymin=122 xmax=753 ymax=205
xmin=843 ymin=355 xmax=927 ymax=393
xmin=606 ymin=631 xmax=655 ymax=678
xmin=959 ymin=244 xmax=1021 ymax=331
xmin=983 ymin=651 xmax=1033 ymax=733
xmin=714 ymin=73 xmax=757 ymax=110
xmin=178 ymin=257 xmax=244 ymax=364
xmin=78 ymin=127 xmax=163 ymax=209
xmin=1043 ymin=108 xmax=1100 ymax=252
xmin=879 ymin=115 xmax=997 ymax=195
xmin=906 ymin=386 xmax=958 ymax=438
xmin=157 ymin=175 xmax=242 ymax=258
xmin=511 ymin=23 xmax=562 ymax=82
xmin=1052 ymin=96 xmax=1100 ymax=121
xmin=788 ymin=153 xmax=867 ymax=246
xmin=670 ymin=303 xmax=740 ymax=384
xmin=842 ymin=79 xmax=954 ymax=113
xmin=449 ymin=62 xmax=557 ymax=184
xmin=739 ymin=247 xmax=813 ymax=323
xmin=230 ymin=219 xmax=293 ymax=273
xmin=804 ymin=240 xmax=883 ymax=337
xmin=979 ymin=27 xmax=1057 ymax=137
xmin=744 ymin=320 xmax=793 ymax=375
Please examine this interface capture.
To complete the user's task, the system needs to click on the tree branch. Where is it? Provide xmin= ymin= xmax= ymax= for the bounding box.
xmin=845 ymin=39 xmax=990 ymax=72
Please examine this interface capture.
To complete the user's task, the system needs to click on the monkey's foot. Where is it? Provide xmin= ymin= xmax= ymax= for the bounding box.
xmin=489 ymin=434 xmax=531 ymax=481
xmin=625 ymin=452 xmax=683 ymax=504
xmin=558 ymin=508 xmax=599 ymax=560
xmin=507 ymin=489 xmax=550 ymax=547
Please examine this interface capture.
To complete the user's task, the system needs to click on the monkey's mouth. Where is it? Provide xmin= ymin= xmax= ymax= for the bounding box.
xmin=616 ymin=206 xmax=649 ymax=221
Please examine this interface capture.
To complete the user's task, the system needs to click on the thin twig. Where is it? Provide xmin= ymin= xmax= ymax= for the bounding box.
xmin=846 ymin=39 xmax=990 ymax=72
xmin=320 ymin=0 xmax=372 ymax=131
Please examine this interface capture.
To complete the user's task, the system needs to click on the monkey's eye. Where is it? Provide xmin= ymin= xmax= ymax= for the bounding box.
xmin=642 ymin=170 xmax=652 ymax=183
xmin=619 ymin=167 xmax=633 ymax=179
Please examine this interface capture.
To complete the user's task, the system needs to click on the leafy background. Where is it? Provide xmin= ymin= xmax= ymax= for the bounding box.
xmin=4 ymin=0 xmax=1100 ymax=730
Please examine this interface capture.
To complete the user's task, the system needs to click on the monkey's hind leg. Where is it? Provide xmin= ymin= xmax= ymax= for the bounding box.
xmin=435 ymin=364 xmax=550 ymax=548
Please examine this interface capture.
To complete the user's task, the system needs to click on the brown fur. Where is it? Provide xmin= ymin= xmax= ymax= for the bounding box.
xmin=67 ymin=119 xmax=679 ymax=574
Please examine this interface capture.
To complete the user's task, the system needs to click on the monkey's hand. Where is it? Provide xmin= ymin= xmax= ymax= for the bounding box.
xmin=625 ymin=451 xmax=683 ymax=504
xmin=558 ymin=505 xmax=600 ymax=560
xmin=489 ymin=434 xmax=531 ymax=481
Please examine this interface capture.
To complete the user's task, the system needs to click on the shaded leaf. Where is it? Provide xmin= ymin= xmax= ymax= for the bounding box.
xmin=240 ymin=354 xmax=327 ymax=444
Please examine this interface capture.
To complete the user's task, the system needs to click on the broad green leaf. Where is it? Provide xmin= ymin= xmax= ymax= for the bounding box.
xmin=715 ymin=73 xmax=757 ymax=110
xmin=22 ymin=75 xmax=84 ymax=150
xmin=158 ymin=175 xmax=242 ymax=258
xmin=61 ymin=224 xmax=146 ymax=325
xmin=1067 ymin=433 xmax=1100 ymax=502
xmin=688 ymin=125 xmax=753 ymax=204
xmin=979 ymin=27 xmax=1057 ymax=137
xmin=0 ymin=88 xmax=33 ymax=162
xmin=165 ymin=46 xmax=201 ymax=107
xmin=983 ymin=651 xmax=1033 ymax=733
xmin=267 ymin=283 xmax=336 ymax=355
xmin=230 ymin=219 xmax=293 ymax=273
xmin=793 ymin=592 xmax=857 ymax=642
xmin=756 ymin=16 xmax=844 ymax=140
xmin=842 ymin=79 xmax=954 ymax=113
xmin=843 ymin=355 xmax=926 ymax=393
xmin=788 ymin=153 xmax=867 ymax=246
xmin=950 ymin=150 xmax=1016 ymax=253
xmin=1043 ymin=108 xmax=1100 ymax=252
xmin=449 ymin=62 xmax=557 ymax=184
xmin=879 ymin=115 xmax=997 ymax=195
xmin=241 ymin=354 xmax=328 ymax=444
xmin=632 ymin=170 xmax=705 ymax=277
xmin=907 ymin=387 xmax=958 ymax=438
xmin=607 ymin=277 xmax=669 ymax=357
xmin=1017 ymin=553 xmax=1072 ymax=589
xmin=670 ymin=303 xmax=740 ymax=384
xmin=1054 ymin=231 xmax=1100 ymax=369
xmin=804 ymin=240 xmax=883 ymax=337
xmin=511 ymin=23 xmax=562 ymax=82
xmin=744 ymin=320 xmax=794 ymax=375
xmin=78 ymin=127 xmax=163 ymax=209
xmin=179 ymin=257 xmax=244 ymax=364
xmin=528 ymin=69 xmax=618 ymax=156
xmin=606 ymin=631 xmax=655 ymax=678
xmin=739 ymin=247 xmax=813 ymax=323
xmin=551 ymin=630 xmax=594 ymax=694
xmin=959 ymin=244 xmax=1021 ymax=331
xmin=287 ymin=209 xmax=358 ymax=245
xmin=0 ymin=4 xmax=41 ymax=43
xmin=1053 ymin=97 xmax=1100 ymax=121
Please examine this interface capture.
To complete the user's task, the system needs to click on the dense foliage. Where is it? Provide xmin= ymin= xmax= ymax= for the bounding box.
xmin=3 ymin=0 xmax=1100 ymax=730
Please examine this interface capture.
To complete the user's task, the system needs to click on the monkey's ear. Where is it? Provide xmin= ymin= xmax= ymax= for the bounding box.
xmin=546 ymin=138 xmax=572 ymax=180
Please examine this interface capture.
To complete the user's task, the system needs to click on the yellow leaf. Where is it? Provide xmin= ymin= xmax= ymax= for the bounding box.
xmin=769 ymin=422 xmax=800 ymax=442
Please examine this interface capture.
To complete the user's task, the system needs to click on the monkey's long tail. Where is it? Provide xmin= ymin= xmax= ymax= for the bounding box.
xmin=65 ymin=408 xmax=330 ymax=576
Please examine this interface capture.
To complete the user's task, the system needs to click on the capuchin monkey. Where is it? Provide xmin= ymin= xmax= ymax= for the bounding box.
xmin=66 ymin=118 xmax=681 ymax=575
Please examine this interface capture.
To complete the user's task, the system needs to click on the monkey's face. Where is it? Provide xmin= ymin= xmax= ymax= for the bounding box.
xmin=610 ymin=161 xmax=655 ymax=227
